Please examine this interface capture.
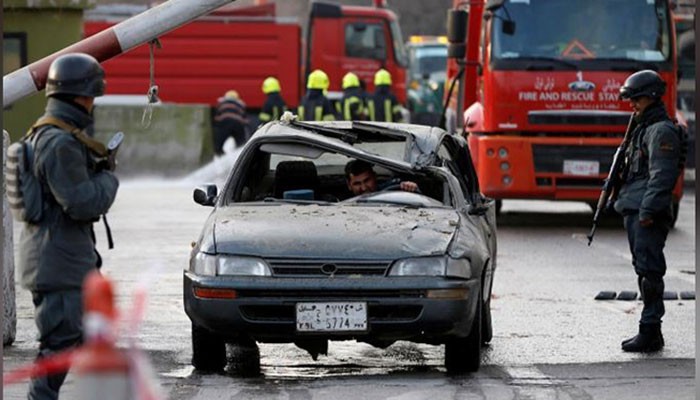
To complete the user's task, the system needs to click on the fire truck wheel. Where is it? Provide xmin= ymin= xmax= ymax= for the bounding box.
xmin=495 ymin=200 xmax=502 ymax=215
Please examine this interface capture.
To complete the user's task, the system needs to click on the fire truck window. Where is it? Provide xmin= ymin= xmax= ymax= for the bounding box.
xmin=345 ymin=23 xmax=387 ymax=60
xmin=491 ymin=0 xmax=671 ymax=63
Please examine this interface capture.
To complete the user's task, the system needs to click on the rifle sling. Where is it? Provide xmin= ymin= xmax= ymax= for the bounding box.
xmin=29 ymin=116 xmax=108 ymax=157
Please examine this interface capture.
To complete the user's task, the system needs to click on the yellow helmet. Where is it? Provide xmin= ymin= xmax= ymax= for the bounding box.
xmin=342 ymin=72 xmax=360 ymax=89
xmin=262 ymin=77 xmax=281 ymax=94
xmin=224 ymin=90 xmax=239 ymax=100
xmin=307 ymin=69 xmax=329 ymax=90
xmin=374 ymin=69 xmax=392 ymax=86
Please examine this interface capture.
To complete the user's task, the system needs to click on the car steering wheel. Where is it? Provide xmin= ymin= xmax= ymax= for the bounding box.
xmin=379 ymin=183 xmax=422 ymax=194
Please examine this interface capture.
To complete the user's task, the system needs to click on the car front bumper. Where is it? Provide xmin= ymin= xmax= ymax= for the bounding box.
xmin=183 ymin=272 xmax=480 ymax=344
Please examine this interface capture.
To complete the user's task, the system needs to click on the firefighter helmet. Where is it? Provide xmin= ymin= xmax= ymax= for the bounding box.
xmin=342 ymin=72 xmax=360 ymax=89
xmin=307 ymin=69 xmax=329 ymax=90
xmin=262 ymin=77 xmax=281 ymax=94
xmin=374 ymin=69 xmax=392 ymax=86
xmin=46 ymin=53 xmax=105 ymax=98
xmin=306 ymin=69 xmax=329 ymax=90
xmin=619 ymin=70 xmax=666 ymax=100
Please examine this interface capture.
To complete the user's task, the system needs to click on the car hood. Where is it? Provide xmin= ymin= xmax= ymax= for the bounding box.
xmin=209 ymin=205 xmax=459 ymax=259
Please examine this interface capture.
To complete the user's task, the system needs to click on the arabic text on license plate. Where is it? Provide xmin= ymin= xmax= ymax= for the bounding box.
xmin=296 ymin=302 xmax=368 ymax=332
xmin=563 ymin=160 xmax=599 ymax=176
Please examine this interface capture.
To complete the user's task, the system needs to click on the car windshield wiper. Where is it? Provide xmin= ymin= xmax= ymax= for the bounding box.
xmin=260 ymin=197 xmax=333 ymax=205
xmin=517 ymin=56 xmax=578 ymax=70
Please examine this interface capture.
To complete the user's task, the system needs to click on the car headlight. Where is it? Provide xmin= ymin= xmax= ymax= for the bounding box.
xmin=190 ymin=253 xmax=271 ymax=276
xmin=389 ymin=256 xmax=471 ymax=279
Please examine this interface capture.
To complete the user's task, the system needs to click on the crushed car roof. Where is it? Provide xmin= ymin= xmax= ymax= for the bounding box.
xmin=253 ymin=120 xmax=448 ymax=169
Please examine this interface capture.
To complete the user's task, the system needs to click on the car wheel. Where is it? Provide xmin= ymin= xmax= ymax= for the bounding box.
xmin=225 ymin=339 xmax=261 ymax=377
xmin=481 ymin=296 xmax=493 ymax=345
xmin=191 ymin=323 xmax=225 ymax=372
xmin=444 ymin=289 xmax=482 ymax=374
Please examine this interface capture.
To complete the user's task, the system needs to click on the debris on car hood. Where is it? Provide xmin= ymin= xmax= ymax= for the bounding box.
xmin=211 ymin=205 xmax=459 ymax=259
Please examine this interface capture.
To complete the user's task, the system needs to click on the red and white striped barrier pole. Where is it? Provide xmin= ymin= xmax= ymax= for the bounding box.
xmin=3 ymin=0 xmax=237 ymax=107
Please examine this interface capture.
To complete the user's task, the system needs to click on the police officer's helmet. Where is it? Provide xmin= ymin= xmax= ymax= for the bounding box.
xmin=374 ymin=69 xmax=392 ymax=86
xmin=262 ymin=77 xmax=281 ymax=94
xmin=342 ymin=72 xmax=360 ymax=89
xmin=307 ymin=69 xmax=329 ymax=90
xmin=46 ymin=53 xmax=105 ymax=98
xmin=619 ymin=70 xmax=666 ymax=100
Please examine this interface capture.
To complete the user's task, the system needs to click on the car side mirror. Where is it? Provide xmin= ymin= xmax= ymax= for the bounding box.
xmin=193 ymin=184 xmax=218 ymax=206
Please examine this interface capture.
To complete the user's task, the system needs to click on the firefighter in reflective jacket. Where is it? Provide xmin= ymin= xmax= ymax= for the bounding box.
xmin=259 ymin=77 xmax=287 ymax=124
xmin=298 ymin=69 xmax=336 ymax=121
xmin=338 ymin=72 xmax=368 ymax=121
xmin=368 ymin=69 xmax=402 ymax=122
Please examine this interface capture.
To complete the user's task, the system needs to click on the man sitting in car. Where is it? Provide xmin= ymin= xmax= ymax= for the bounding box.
xmin=345 ymin=159 xmax=419 ymax=196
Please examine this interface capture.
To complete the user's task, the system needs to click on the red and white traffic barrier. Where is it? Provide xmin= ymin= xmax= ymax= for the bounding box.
xmin=3 ymin=0 xmax=238 ymax=107
xmin=72 ymin=271 xmax=132 ymax=400
xmin=4 ymin=271 xmax=164 ymax=400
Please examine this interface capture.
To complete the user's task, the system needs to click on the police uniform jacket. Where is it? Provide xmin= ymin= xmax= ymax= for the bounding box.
xmin=368 ymin=85 xmax=402 ymax=122
xmin=298 ymin=89 xmax=336 ymax=121
xmin=19 ymin=98 xmax=119 ymax=292
xmin=259 ymin=92 xmax=287 ymax=123
xmin=614 ymin=102 xmax=681 ymax=220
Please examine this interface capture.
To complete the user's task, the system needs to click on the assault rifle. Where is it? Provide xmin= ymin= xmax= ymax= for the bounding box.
xmin=587 ymin=114 xmax=637 ymax=246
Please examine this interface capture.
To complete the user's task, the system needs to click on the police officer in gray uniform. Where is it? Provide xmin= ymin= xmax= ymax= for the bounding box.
xmin=614 ymin=70 xmax=683 ymax=353
xmin=19 ymin=53 xmax=119 ymax=399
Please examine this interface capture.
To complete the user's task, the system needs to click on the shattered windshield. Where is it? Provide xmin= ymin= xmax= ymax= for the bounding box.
xmin=491 ymin=0 xmax=671 ymax=63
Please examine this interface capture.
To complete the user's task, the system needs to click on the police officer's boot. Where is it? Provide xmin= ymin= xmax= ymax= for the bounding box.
xmin=621 ymin=323 xmax=664 ymax=352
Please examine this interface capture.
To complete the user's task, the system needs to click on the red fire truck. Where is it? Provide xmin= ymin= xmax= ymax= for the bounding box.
xmin=445 ymin=0 xmax=684 ymax=219
xmin=83 ymin=1 xmax=407 ymax=109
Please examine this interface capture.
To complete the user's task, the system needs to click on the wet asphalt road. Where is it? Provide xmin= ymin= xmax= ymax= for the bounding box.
xmin=2 ymin=174 xmax=695 ymax=399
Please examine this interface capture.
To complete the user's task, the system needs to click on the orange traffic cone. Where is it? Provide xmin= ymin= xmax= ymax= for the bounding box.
xmin=72 ymin=271 xmax=133 ymax=400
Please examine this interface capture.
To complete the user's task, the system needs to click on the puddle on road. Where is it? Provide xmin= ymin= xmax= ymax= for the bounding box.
xmin=163 ymin=341 xmax=445 ymax=381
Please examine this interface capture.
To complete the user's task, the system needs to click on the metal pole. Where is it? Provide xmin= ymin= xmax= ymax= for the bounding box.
xmin=3 ymin=0 xmax=238 ymax=107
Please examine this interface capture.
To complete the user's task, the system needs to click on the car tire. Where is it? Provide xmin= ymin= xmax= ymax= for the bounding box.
xmin=225 ymin=339 xmax=261 ymax=377
xmin=444 ymin=289 xmax=482 ymax=374
xmin=191 ymin=323 xmax=225 ymax=372
xmin=481 ymin=296 xmax=493 ymax=345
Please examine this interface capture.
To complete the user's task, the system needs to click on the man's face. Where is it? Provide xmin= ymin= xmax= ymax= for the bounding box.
xmin=629 ymin=96 xmax=654 ymax=114
xmin=347 ymin=170 xmax=377 ymax=195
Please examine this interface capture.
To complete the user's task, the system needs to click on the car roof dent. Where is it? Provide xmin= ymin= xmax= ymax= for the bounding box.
xmin=260 ymin=120 xmax=445 ymax=170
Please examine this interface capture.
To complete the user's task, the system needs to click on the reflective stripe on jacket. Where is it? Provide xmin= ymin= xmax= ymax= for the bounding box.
xmin=368 ymin=85 xmax=401 ymax=122
xmin=297 ymin=89 xmax=336 ymax=121
xmin=259 ymin=92 xmax=287 ymax=123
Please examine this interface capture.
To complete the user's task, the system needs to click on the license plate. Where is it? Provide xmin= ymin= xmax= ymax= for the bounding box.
xmin=296 ymin=302 xmax=368 ymax=332
xmin=563 ymin=160 xmax=599 ymax=176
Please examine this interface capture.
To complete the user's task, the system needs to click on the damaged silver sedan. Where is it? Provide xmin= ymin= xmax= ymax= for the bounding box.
xmin=184 ymin=119 xmax=497 ymax=374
